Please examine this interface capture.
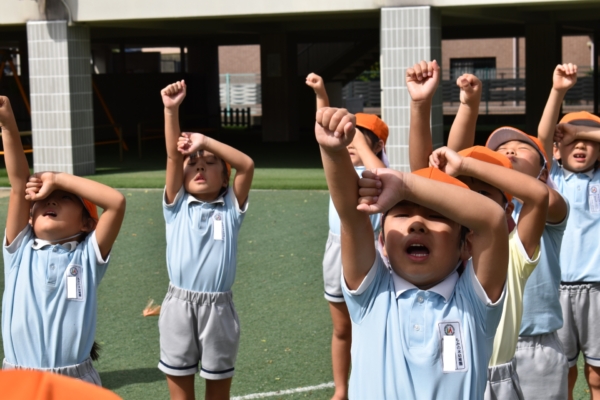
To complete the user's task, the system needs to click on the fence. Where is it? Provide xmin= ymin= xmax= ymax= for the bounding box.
xmin=222 ymin=107 xmax=252 ymax=127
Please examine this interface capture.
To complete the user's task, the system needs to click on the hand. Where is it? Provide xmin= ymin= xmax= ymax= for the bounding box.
xmin=357 ymin=169 xmax=407 ymax=214
xmin=161 ymin=80 xmax=187 ymax=110
xmin=178 ymin=132 xmax=208 ymax=155
xmin=306 ymin=73 xmax=327 ymax=98
xmin=25 ymin=172 xmax=57 ymax=201
xmin=553 ymin=63 xmax=577 ymax=92
xmin=554 ymin=124 xmax=578 ymax=146
xmin=406 ymin=60 xmax=440 ymax=103
xmin=0 ymin=96 xmax=15 ymax=127
xmin=429 ymin=147 xmax=464 ymax=177
xmin=456 ymin=74 xmax=482 ymax=107
xmin=315 ymin=107 xmax=356 ymax=151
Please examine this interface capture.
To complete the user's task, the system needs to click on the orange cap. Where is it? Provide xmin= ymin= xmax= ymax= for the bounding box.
xmin=485 ymin=126 xmax=549 ymax=170
xmin=355 ymin=113 xmax=389 ymax=145
xmin=412 ymin=166 xmax=469 ymax=190
xmin=559 ymin=111 xmax=600 ymax=127
xmin=0 ymin=369 xmax=122 ymax=399
xmin=80 ymin=198 xmax=98 ymax=221
xmin=225 ymin=162 xmax=231 ymax=181
xmin=458 ymin=146 xmax=514 ymax=202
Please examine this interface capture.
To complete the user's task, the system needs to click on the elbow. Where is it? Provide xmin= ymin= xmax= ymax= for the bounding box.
xmin=114 ymin=192 xmax=127 ymax=216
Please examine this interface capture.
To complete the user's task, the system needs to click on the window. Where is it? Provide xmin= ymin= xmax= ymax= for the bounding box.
xmin=450 ymin=57 xmax=496 ymax=80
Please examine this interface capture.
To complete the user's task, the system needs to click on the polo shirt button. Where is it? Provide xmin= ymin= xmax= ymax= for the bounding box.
xmin=50 ymin=264 xmax=55 ymax=270
xmin=52 ymin=247 xmax=58 ymax=252
xmin=417 ymin=296 xmax=424 ymax=303
xmin=414 ymin=324 xmax=420 ymax=331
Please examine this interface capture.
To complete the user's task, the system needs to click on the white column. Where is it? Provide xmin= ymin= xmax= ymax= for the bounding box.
xmin=27 ymin=21 xmax=94 ymax=175
xmin=381 ymin=7 xmax=442 ymax=171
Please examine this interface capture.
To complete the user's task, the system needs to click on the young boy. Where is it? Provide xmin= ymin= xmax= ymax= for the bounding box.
xmin=317 ymin=106 xmax=508 ymax=398
xmin=158 ymin=80 xmax=254 ymax=400
xmin=307 ymin=73 xmax=387 ymax=400
xmin=440 ymin=81 xmax=569 ymax=398
xmin=537 ymin=62 xmax=600 ymax=399
xmin=0 ymin=96 xmax=126 ymax=384
xmin=429 ymin=145 xmax=547 ymax=400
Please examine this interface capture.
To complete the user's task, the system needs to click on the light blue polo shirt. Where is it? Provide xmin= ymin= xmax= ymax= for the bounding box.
xmin=164 ymin=186 xmax=247 ymax=293
xmin=550 ymin=160 xmax=600 ymax=282
xmin=513 ymin=195 xmax=568 ymax=336
xmin=342 ymin=254 xmax=505 ymax=399
xmin=2 ymin=226 xmax=109 ymax=368
xmin=329 ymin=166 xmax=380 ymax=235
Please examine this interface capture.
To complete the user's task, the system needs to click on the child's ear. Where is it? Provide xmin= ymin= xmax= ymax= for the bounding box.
xmin=538 ymin=168 xmax=549 ymax=183
xmin=81 ymin=218 xmax=97 ymax=233
xmin=373 ymin=140 xmax=384 ymax=156
xmin=460 ymin=232 xmax=473 ymax=261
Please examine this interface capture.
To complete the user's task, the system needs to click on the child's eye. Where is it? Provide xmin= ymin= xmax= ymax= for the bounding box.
xmin=429 ymin=214 xmax=447 ymax=220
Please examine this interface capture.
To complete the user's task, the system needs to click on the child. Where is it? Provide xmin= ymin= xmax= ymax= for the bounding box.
xmin=440 ymin=86 xmax=569 ymax=398
xmin=537 ymin=63 xmax=600 ymax=399
xmin=307 ymin=73 xmax=387 ymax=400
xmin=0 ymin=96 xmax=126 ymax=384
xmin=317 ymin=106 xmax=508 ymax=399
xmin=429 ymin=145 xmax=547 ymax=400
xmin=158 ymin=80 xmax=254 ymax=400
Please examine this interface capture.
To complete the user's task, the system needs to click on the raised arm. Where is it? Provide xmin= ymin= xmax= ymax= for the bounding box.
xmin=352 ymin=129 xmax=385 ymax=169
xmin=406 ymin=60 xmax=440 ymax=171
xmin=316 ymin=108 xmax=374 ymax=289
xmin=178 ymin=133 xmax=254 ymax=206
xmin=538 ymin=64 xmax=578 ymax=159
xmin=358 ymin=168 xmax=508 ymax=302
xmin=554 ymin=123 xmax=600 ymax=145
xmin=25 ymin=172 xmax=126 ymax=259
xmin=306 ymin=73 xmax=330 ymax=109
xmin=161 ymin=80 xmax=187 ymax=203
xmin=431 ymin=147 xmax=547 ymax=257
xmin=0 ymin=96 xmax=31 ymax=244
xmin=447 ymin=74 xmax=482 ymax=151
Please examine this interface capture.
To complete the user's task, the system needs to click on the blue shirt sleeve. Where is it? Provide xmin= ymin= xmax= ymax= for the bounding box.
xmin=163 ymin=186 xmax=186 ymax=224
xmin=3 ymin=225 xmax=33 ymax=276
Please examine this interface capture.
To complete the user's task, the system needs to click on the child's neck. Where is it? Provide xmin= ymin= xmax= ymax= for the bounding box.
xmin=35 ymin=232 xmax=82 ymax=245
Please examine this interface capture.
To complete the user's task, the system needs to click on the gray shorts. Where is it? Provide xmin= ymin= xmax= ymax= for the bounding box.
xmin=484 ymin=358 xmax=524 ymax=400
xmin=2 ymin=357 xmax=101 ymax=386
xmin=158 ymin=284 xmax=240 ymax=380
xmin=323 ymin=231 xmax=344 ymax=303
xmin=558 ymin=282 xmax=600 ymax=368
xmin=514 ymin=332 xmax=568 ymax=400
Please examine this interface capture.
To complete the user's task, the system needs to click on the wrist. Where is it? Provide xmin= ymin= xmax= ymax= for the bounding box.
xmin=551 ymin=87 xmax=568 ymax=97
xmin=164 ymin=107 xmax=179 ymax=116
xmin=411 ymin=99 xmax=432 ymax=109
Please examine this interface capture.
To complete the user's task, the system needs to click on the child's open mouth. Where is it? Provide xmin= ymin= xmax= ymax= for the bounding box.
xmin=43 ymin=210 xmax=57 ymax=217
xmin=194 ymin=174 xmax=206 ymax=182
xmin=573 ymin=153 xmax=587 ymax=162
xmin=406 ymin=243 xmax=430 ymax=261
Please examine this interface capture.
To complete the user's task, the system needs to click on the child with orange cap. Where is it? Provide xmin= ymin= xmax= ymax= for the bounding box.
xmin=157 ymin=80 xmax=254 ymax=400
xmin=538 ymin=63 xmax=600 ymax=399
xmin=0 ymin=96 xmax=126 ymax=384
xmin=306 ymin=73 xmax=387 ymax=399
xmin=317 ymin=106 xmax=508 ymax=399
xmin=436 ymin=73 xmax=570 ymax=399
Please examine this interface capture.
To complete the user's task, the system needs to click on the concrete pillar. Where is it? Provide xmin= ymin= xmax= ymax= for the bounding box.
xmin=27 ymin=21 xmax=95 ymax=175
xmin=260 ymin=33 xmax=298 ymax=142
xmin=187 ymin=44 xmax=221 ymax=129
xmin=525 ymin=20 xmax=561 ymax=135
xmin=381 ymin=7 xmax=442 ymax=171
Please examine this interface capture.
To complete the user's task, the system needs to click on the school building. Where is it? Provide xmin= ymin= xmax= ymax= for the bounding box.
xmin=1 ymin=0 xmax=600 ymax=173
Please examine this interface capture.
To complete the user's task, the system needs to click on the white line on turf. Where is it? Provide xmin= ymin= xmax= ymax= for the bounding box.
xmin=231 ymin=382 xmax=335 ymax=400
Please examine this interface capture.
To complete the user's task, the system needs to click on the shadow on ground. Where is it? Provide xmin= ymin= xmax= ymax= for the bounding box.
xmin=100 ymin=368 xmax=165 ymax=390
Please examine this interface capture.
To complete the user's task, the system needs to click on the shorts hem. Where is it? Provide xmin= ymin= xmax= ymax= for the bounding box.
xmin=158 ymin=360 xmax=198 ymax=376
xmin=584 ymin=356 xmax=600 ymax=367
xmin=200 ymin=367 xmax=235 ymax=380
xmin=324 ymin=292 xmax=345 ymax=303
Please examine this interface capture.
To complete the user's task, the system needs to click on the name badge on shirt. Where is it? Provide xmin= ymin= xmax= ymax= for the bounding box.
xmin=438 ymin=321 xmax=467 ymax=373
xmin=213 ymin=213 xmax=223 ymax=241
xmin=589 ymin=184 xmax=600 ymax=213
xmin=66 ymin=265 xmax=84 ymax=301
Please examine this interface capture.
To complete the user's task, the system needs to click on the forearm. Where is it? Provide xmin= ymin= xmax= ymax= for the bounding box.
xmin=202 ymin=136 xmax=254 ymax=174
xmin=54 ymin=173 xmax=125 ymax=213
xmin=353 ymin=132 xmax=385 ymax=169
xmin=316 ymin=93 xmax=330 ymax=109
xmin=409 ymin=100 xmax=433 ymax=171
xmin=539 ymin=88 xmax=567 ymax=158
xmin=1 ymin=121 xmax=30 ymax=189
xmin=447 ymin=103 xmax=479 ymax=152
xmin=321 ymin=146 xmax=364 ymax=223
xmin=164 ymin=108 xmax=183 ymax=161
xmin=571 ymin=125 xmax=600 ymax=142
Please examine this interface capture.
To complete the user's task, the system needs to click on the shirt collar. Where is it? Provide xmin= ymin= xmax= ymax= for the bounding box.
xmin=186 ymin=189 xmax=226 ymax=206
xmin=391 ymin=263 xmax=460 ymax=302
xmin=562 ymin=164 xmax=595 ymax=180
xmin=32 ymin=238 xmax=78 ymax=251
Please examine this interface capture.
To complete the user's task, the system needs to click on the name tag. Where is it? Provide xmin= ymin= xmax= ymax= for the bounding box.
xmin=66 ymin=265 xmax=84 ymax=301
xmin=589 ymin=184 xmax=600 ymax=213
xmin=213 ymin=213 xmax=223 ymax=241
xmin=438 ymin=321 xmax=467 ymax=373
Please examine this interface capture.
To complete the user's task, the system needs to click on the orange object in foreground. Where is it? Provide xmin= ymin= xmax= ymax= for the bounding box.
xmin=0 ymin=370 xmax=122 ymax=400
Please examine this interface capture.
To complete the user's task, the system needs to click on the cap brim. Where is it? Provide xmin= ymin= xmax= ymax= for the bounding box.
xmin=486 ymin=128 xmax=537 ymax=152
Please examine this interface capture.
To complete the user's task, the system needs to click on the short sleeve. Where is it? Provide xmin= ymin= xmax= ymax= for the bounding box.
xmin=85 ymin=232 xmax=110 ymax=284
xmin=3 ymin=226 xmax=33 ymax=274
xmin=510 ymin=229 xmax=540 ymax=280
xmin=342 ymin=253 xmax=392 ymax=324
xmin=163 ymin=186 xmax=186 ymax=224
